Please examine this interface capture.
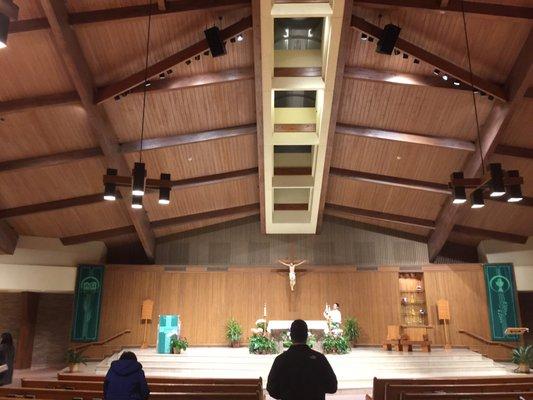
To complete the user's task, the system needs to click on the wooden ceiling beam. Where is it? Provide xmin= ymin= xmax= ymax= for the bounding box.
xmin=95 ymin=16 xmax=253 ymax=103
xmin=0 ymin=169 xmax=257 ymax=219
xmin=9 ymin=0 xmax=250 ymax=34
xmin=120 ymin=124 xmax=256 ymax=153
xmin=344 ymin=66 xmax=474 ymax=93
xmin=151 ymin=203 xmax=260 ymax=228
xmin=495 ymin=144 xmax=533 ymax=160
xmin=40 ymin=0 xmax=156 ymax=261
xmin=0 ymin=92 xmax=79 ymax=115
xmin=0 ymin=148 xmax=103 ymax=173
xmin=330 ymin=167 xmax=533 ymax=207
xmin=428 ymin=28 xmax=533 ymax=261
xmin=61 ymin=203 xmax=260 ymax=245
xmin=355 ymin=0 xmax=533 ymax=20
xmin=0 ymin=220 xmax=18 ymax=254
xmin=325 ymin=203 xmax=528 ymax=243
xmin=316 ymin=0 xmax=354 ymax=232
xmin=336 ymin=123 xmax=476 ymax=152
xmin=0 ymin=0 xmax=19 ymax=20
xmin=0 ymin=193 xmax=117 ymax=219
xmin=351 ymin=16 xmax=507 ymax=101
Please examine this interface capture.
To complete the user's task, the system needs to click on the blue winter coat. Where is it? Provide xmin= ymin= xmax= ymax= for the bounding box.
xmin=103 ymin=359 xmax=150 ymax=400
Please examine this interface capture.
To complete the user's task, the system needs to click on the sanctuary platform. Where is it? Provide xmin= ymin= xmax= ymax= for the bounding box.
xmin=94 ymin=347 xmax=511 ymax=389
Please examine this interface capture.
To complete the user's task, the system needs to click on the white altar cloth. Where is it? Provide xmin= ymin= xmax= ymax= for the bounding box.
xmin=267 ymin=320 xmax=328 ymax=333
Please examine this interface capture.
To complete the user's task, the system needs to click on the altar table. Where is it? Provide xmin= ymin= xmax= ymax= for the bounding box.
xmin=267 ymin=320 xmax=328 ymax=336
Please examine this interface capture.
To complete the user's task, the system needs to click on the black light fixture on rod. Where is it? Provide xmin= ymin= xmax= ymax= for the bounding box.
xmin=449 ymin=1 xmax=523 ymax=208
xmin=102 ymin=0 xmax=171 ymax=208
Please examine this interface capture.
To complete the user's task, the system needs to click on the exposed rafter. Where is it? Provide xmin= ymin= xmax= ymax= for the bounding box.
xmin=344 ymin=66 xmax=473 ymax=93
xmin=0 ymin=148 xmax=103 ymax=173
xmin=61 ymin=203 xmax=260 ymax=245
xmin=316 ymin=0 xmax=354 ymax=232
xmin=95 ymin=16 xmax=253 ymax=103
xmin=495 ymin=144 xmax=533 ymax=160
xmin=329 ymin=167 xmax=533 ymax=207
xmin=251 ymin=0 xmax=266 ymax=233
xmin=325 ymin=203 xmax=528 ymax=243
xmin=9 ymin=0 xmax=250 ymax=34
xmin=0 ymin=91 xmax=79 ymax=115
xmin=355 ymin=0 xmax=533 ymax=19
xmin=0 ymin=220 xmax=18 ymax=254
xmin=428 ymin=28 xmax=533 ymax=261
xmin=336 ymin=124 xmax=476 ymax=152
xmin=40 ymin=0 xmax=156 ymax=261
xmin=0 ymin=169 xmax=258 ymax=219
xmin=351 ymin=16 xmax=507 ymax=101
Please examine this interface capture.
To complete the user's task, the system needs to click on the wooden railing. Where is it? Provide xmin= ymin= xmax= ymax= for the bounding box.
xmin=69 ymin=329 xmax=132 ymax=354
xmin=458 ymin=329 xmax=516 ymax=350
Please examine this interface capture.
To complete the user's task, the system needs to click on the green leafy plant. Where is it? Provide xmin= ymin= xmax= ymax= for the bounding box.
xmin=65 ymin=349 xmax=88 ymax=365
xmin=249 ymin=334 xmax=278 ymax=354
xmin=225 ymin=318 xmax=243 ymax=347
xmin=512 ymin=345 xmax=532 ymax=373
xmin=322 ymin=334 xmax=350 ymax=354
xmin=343 ymin=317 xmax=360 ymax=346
xmin=170 ymin=336 xmax=188 ymax=354
xmin=280 ymin=331 xmax=317 ymax=349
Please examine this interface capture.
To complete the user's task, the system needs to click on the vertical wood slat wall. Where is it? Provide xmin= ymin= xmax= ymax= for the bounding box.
xmin=97 ymin=264 xmax=515 ymax=360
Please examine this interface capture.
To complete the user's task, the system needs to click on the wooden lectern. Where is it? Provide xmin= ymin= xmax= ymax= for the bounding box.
xmin=141 ymin=299 xmax=154 ymax=349
xmin=437 ymin=299 xmax=451 ymax=350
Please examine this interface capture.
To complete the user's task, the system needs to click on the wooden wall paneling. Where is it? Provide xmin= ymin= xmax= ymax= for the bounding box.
xmin=14 ymin=292 xmax=40 ymax=369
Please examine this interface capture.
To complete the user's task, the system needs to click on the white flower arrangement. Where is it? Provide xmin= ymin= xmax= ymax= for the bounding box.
xmin=255 ymin=319 xmax=266 ymax=325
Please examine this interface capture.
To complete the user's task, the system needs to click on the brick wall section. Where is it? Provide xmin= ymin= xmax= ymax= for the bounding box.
xmin=32 ymin=294 xmax=73 ymax=368
xmin=0 ymin=292 xmax=73 ymax=368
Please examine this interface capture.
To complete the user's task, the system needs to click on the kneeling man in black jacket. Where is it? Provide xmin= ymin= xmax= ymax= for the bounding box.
xmin=267 ymin=319 xmax=338 ymax=400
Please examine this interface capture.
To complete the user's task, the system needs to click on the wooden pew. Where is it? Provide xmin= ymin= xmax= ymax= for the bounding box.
xmin=22 ymin=379 xmax=258 ymax=393
xmin=0 ymin=387 xmax=260 ymax=400
xmin=401 ymin=392 xmax=533 ymax=400
xmin=57 ymin=373 xmax=261 ymax=386
xmin=372 ymin=376 xmax=533 ymax=400
xmin=385 ymin=383 xmax=533 ymax=400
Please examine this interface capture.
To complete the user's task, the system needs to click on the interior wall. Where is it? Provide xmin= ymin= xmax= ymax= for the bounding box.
xmin=0 ymin=292 xmax=73 ymax=368
xmin=155 ymin=218 xmax=429 ymax=266
xmin=98 ymin=264 xmax=509 ymax=360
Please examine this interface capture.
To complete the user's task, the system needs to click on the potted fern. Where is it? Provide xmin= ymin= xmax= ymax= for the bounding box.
xmin=65 ymin=349 xmax=88 ymax=373
xmin=170 ymin=336 xmax=188 ymax=354
xmin=343 ymin=317 xmax=360 ymax=347
xmin=226 ymin=318 xmax=243 ymax=348
xmin=512 ymin=345 xmax=532 ymax=374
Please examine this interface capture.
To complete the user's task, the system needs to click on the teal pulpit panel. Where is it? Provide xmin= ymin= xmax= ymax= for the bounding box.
xmin=157 ymin=315 xmax=180 ymax=354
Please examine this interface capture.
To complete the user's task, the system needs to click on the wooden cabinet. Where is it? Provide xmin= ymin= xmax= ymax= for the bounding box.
xmin=399 ymin=273 xmax=428 ymax=327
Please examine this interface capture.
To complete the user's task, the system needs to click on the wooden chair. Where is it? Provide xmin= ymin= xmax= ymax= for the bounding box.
xmin=400 ymin=326 xmax=431 ymax=352
xmin=382 ymin=325 xmax=402 ymax=351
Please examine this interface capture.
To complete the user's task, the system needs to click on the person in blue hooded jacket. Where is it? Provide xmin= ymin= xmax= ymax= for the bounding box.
xmin=103 ymin=351 xmax=149 ymax=400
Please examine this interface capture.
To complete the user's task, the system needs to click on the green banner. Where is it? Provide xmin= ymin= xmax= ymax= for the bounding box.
xmin=71 ymin=265 xmax=104 ymax=342
xmin=484 ymin=263 xmax=519 ymax=342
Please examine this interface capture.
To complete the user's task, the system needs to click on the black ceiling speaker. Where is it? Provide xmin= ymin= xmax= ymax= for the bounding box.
xmin=204 ymin=26 xmax=226 ymax=57
xmin=376 ymin=24 xmax=401 ymax=55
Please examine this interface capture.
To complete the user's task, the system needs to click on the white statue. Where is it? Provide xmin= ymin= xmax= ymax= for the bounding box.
xmin=278 ymin=259 xmax=306 ymax=291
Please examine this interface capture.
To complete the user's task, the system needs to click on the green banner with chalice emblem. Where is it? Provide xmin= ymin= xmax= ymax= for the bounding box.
xmin=71 ymin=265 xmax=104 ymax=342
xmin=484 ymin=263 xmax=519 ymax=342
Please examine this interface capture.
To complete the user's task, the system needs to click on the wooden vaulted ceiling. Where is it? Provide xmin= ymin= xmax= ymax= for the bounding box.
xmin=0 ymin=0 xmax=532 ymax=261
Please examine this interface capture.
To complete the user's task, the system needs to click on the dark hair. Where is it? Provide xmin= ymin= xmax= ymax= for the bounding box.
xmin=334 ymin=303 xmax=340 ymax=308
xmin=119 ymin=351 xmax=137 ymax=361
xmin=290 ymin=319 xmax=308 ymax=343
xmin=1 ymin=332 xmax=13 ymax=347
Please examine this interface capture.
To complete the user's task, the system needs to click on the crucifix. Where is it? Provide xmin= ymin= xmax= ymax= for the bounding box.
xmin=278 ymin=258 xmax=307 ymax=291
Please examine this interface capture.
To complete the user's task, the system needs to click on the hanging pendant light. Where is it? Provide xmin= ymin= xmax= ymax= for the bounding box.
xmin=0 ymin=13 xmax=9 ymax=49
xmin=102 ymin=0 xmax=172 ymax=207
xmin=448 ymin=1 xmax=523 ymax=208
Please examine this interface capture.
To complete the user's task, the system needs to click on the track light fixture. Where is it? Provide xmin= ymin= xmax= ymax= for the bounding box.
xmin=413 ymin=58 xmax=420 ymax=64
xmin=394 ymin=49 xmax=400 ymax=56
xmin=361 ymin=33 xmax=368 ymax=40
xmin=102 ymin=0 xmax=172 ymax=208
xmin=402 ymin=53 xmax=408 ymax=59
xmin=368 ymin=36 xmax=374 ymax=42
xmin=470 ymin=189 xmax=485 ymax=209
xmin=104 ymin=169 xmax=118 ymax=201
xmin=0 ymin=13 xmax=9 ymax=49
xmin=442 ymin=74 xmax=448 ymax=81
xmin=489 ymin=163 xmax=505 ymax=197
xmin=506 ymin=171 xmax=523 ymax=203
xmin=131 ymin=195 xmax=143 ymax=210
xmin=451 ymin=172 xmax=467 ymax=204
xmin=237 ymin=34 xmax=244 ymax=42
xmin=453 ymin=81 xmax=460 ymax=86
xmin=433 ymin=69 xmax=440 ymax=76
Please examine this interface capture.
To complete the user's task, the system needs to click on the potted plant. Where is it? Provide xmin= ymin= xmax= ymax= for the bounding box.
xmin=65 ymin=349 xmax=88 ymax=373
xmin=343 ymin=317 xmax=360 ymax=347
xmin=512 ymin=345 xmax=532 ymax=373
xmin=170 ymin=336 xmax=188 ymax=354
xmin=226 ymin=318 xmax=243 ymax=348
xmin=249 ymin=334 xmax=278 ymax=355
xmin=322 ymin=333 xmax=350 ymax=355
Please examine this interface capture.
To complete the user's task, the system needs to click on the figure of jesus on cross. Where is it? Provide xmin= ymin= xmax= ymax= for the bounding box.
xmin=278 ymin=259 xmax=307 ymax=291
